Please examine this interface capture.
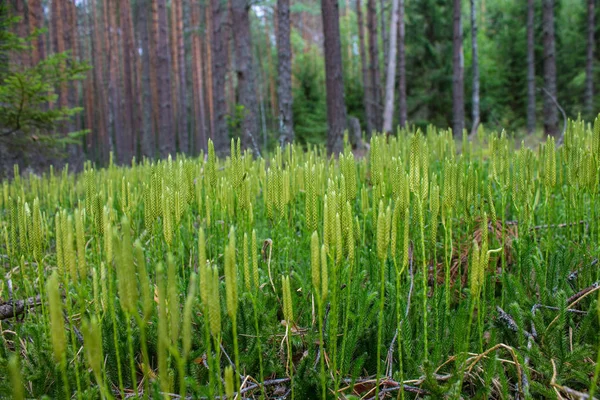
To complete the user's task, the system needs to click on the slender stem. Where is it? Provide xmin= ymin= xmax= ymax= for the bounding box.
xmin=125 ymin=314 xmax=138 ymax=397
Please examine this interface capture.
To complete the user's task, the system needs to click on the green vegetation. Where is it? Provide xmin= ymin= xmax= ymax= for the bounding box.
xmin=1 ymin=121 xmax=599 ymax=398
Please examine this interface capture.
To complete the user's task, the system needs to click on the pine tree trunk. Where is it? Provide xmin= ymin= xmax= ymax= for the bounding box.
xmin=357 ymin=0 xmax=374 ymax=134
xmin=205 ymin=3 xmax=215 ymax=140
xmin=527 ymin=0 xmax=536 ymax=134
xmin=92 ymin=0 xmax=109 ymax=163
xmin=175 ymin=0 xmax=189 ymax=154
xmin=137 ymin=0 xmax=155 ymax=158
xmin=321 ymin=0 xmax=348 ymax=154
xmin=452 ymin=0 xmax=464 ymax=136
xmin=232 ymin=0 xmax=260 ymax=152
xmin=191 ymin=2 xmax=208 ymax=153
xmin=152 ymin=0 xmax=175 ymax=156
xmin=120 ymin=0 xmax=140 ymax=163
xmin=470 ymin=0 xmax=479 ymax=133
xmin=585 ymin=0 xmax=595 ymax=117
xmin=382 ymin=0 xmax=399 ymax=134
xmin=14 ymin=0 xmax=29 ymax=66
xmin=367 ymin=0 xmax=382 ymax=132
xmin=542 ymin=0 xmax=559 ymax=137
xmin=397 ymin=0 xmax=407 ymax=127
xmin=108 ymin=0 xmax=124 ymax=161
xmin=277 ymin=0 xmax=294 ymax=146
xmin=379 ymin=0 xmax=388 ymax=71
xmin=28 ymin=0 xmax=46 ymax=65
xmin=170 ymin=0 xmax=180 ymax=153
xmin=211 ymin=0 xmax=230 ymax=154
xmin=54 ymin=0 xmax=68 ymax=109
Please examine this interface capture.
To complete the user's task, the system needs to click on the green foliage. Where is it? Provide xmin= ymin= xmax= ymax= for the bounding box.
xmin=0 ymin=10 xmax=89 ymax=146
xmin=1 ymin=122 xmax=600 ymax=398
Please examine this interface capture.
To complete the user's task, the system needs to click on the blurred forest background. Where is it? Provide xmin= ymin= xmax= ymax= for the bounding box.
xmin=0 ymin=0 xmax=597 ymax=174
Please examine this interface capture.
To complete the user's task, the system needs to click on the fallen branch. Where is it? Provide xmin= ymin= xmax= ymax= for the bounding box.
xmin=0 ymin=295 xmax=42 ymax=320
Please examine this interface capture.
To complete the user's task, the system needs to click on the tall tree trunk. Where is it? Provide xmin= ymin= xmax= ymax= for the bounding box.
xmin=542 ymin=0 xmax=559 ymax=137
xmin=231 ymin=0 xmax=259 ymax=151
xmin=28 ymin=0 xmax=45 ymax=65
xmin=585 ymin=0 xmax=595 ymax=117
xmin=53 ymin=0 xmax=68 ymax=109
xmin=321 ymin=0 xmax=348 ymax=154
xmin=397 ymin=0 xmax=407 ymax=127
xmin=120 ymin=0 xmax=140 ymax=163
xmin=357 ymin=0 xmax=374 ymax=134
xmin=170 ymin=0 xmax=180 ymax=153
xmin=367 ymin=0 xmax=382 ymax=132
xmin=527 ymin=0 xmax=536 ymax=134
xmin=470 ymin=0 xmax=479 ymax=133
xmin=14 ymin=0 xmax=29 ymax=66
xmin=211 ymin=0 xmax=229 ymax=154
xmin=205 ymin=3 xmax=215 ymax=140
xmin=108 ymin=0 xmax=124 ymax=161
xmin=92 ymin=0 xmax=109 ymax=163
xmin=175 ymin=0 xmax=188 ymax=154
xmin=191 ymin=2 xmax=208 ymax=153
xmin=277 ymin=0 xmax=294 ymax=146
xmin=382 ymin=0 xmax=399 ymax=133
xmin=152 ymin=0 xmax=176 ymax=156
xmin=137 ymin=0 xmax=155 ymax=158
xmin=452 ymin=0 xmax=464 ymax=136
xmin=379 ymin=0 xmax=388 ymax=71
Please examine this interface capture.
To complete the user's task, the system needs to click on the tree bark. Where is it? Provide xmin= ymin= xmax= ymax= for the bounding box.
xmin=107 ymin=0 xmax=124 ymax=161
xmin=28 ymin=0 xmax=45 ymax=65
xmin=527 ymin=0 xmax=536 ymax=134
xmin=585 ymin=0 xmax=595 ymax=117
xmin=397 ymin=0 xmax=407 ymax=127
xmin=211 ymin=0 xmax=230 ymax=154
xmin=542 ymin=0 xmax=559 ymax=137
xmin=321 ymin=0 xmax=348 ymax=154
xmin=357 ymin=0 xmax=374 ymax=134
xmin=470 ymin=0 xmax=479 ymax=133
xmin=175 ymin=0 xmax=188 ymax=154
xmin=382 ymin=0 xmax=399 ymax=133
xmin=452 ymin=0 xmax=464 ymax=136
xmin=90 ymin=0 xmax=109 ymax=163
xmin=367 ymin=0 xmax=382 ymax=132
xmin=120 ymin=0 xmax=140 ymax=163
xmin=191 ymin=2 xmax=208 ymax=153
xmin=379 ymin=0 xmax=388 ymax=71
xmin=277 ymin=0 xmax=294 ymax=146
xmin=138 ymin=0 xmax=155 ymax=158
xmin=205 ymin=3 xmax=215 ymax=140
xmin=231 ymin=0 xmax=260 ymax=152
xmin=152 ymin=0 xmax=176 ymax=156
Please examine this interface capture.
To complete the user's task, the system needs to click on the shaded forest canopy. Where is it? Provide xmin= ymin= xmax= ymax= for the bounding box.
xmin=0 ymin=0 xmax=598 ymax=173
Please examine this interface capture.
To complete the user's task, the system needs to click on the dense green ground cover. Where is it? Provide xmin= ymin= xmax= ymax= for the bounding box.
xmin=1 ymin=121 xmax=599 ymax=399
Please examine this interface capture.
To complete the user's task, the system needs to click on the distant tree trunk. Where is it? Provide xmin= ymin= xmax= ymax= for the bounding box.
xmin=321 ymin=0 xmax=348 ymax=153
xmin=470 ymin=0 xmax=479 ymax=133
xmin=191 ymin=2 xmax=208 ymax=153
xmin=211 ymin=0 xmax=230 ymax=154
xmin=397 ymin=0 xmax=407 ymax=127
xmin=382 ymin=0 xmax=399 ymax=134
xmin=92 ymin=0 xmax=109 ymax=163
xmin=138 ymin=0 xmax=155 ymax=158
xmin=170 ymin=0 xmax=180 ymax=153
xmin=379 ymin=0 xmax=388 ymax=70
xmin=28 ymin=0 xmax=45 ymax=65
xmin=585 ymin=0 xmax=595 ymax=117
xmin=367 ymin=0 xmax=382 ymax=132
xmin=152 ymin=0 xmax=176 ymax=156
xmin=175 ymin=0 xmax=188 ymax=154
xmin=205 ymin=3 xmax=215 ymax=139
xmin=542 ymin=0 xmax=559 ymax=137
xmin=107 ymin=0 xmax=124 ymax=161
xmin=14 ymin=0 xmax=29 ymax=66
xmin=53 ymin=0 xmax=68 ymax=109
xmin=120 ymin=0 xmax=140 ymax=163
xmin=277 ymin=0 xmax=294 ymax=146
xmin=357 ymin=0 xmax=374 ymax=134
xmin=452 ymin=0 xmax=464 ymax=136
xmin=231 ymin=0 xmax=260 ymax=151
xmin=527 ymin=0 xmax=536 ymax=134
